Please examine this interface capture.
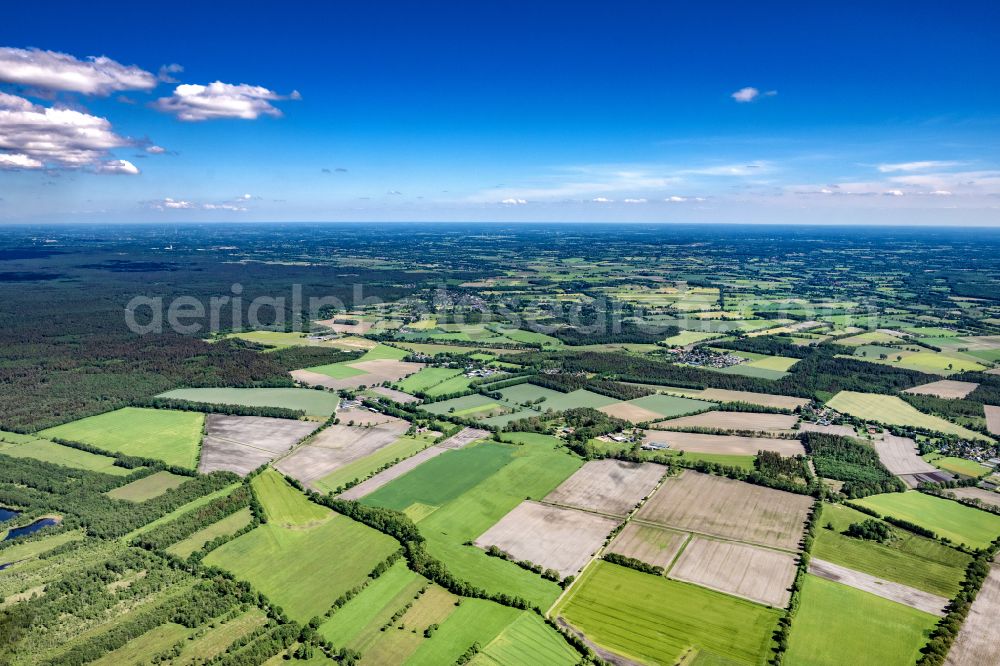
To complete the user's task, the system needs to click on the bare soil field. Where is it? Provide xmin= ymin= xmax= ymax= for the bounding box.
xmin=903 ymin=380 xmax=980 ymax=399
xmin=797 ymin=422 xmax=857 ymax=437
xmin=635 ymin=470 xmax=812 ymax=551
xmin=474 ymin=501 xmax=619 ymax=578
xmin=543 ymin=460 xmax=667 ymax=517
xmin=945 ymin=559 xmax=1000 ymax=665
xmin=986 ymin=405 xmax=1000 ymax=437
xmin=875 ymin=434 xmax=940 ymax=476
xmin=606 ymin=523 xmax=687 ymax=570
xmin=198 ymin=415 xmax=319 ymax=476
xmin=809 ymin=558 xmax=948 ymax=616
xmin=291 ymin=359 xmax=424 ymax=390
xmin=275 ymin=420 xmax=409 ymax=488
xmin=369 ymin=386 xmax=420 ymax=404
xmin=949 ymin=486 xmax=1000 ymax=510
xmin=337 ymin=445 xmax=447 ymax=500
xmin=336 ymin=407 xmax=409 ymax=427
xmin=598 ymin=402 xmax=663 ymax=424
xmin=669 ymin=537 xmax=798 ymax=607
xmin=652 ymin=411 xmax=798 ymax=432
xmin=314 ymin=318 xmax=373 ymax=334
xmin=899 ymin=471 xmax=955 ymax=488
xmin=437 ymin=427 xmax=491 ymax=449
xmin=642 ymin=431 xmax=805 ymax=457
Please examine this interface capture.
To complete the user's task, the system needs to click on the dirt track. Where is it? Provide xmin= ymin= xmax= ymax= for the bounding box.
xmin=809 ymin=558 xmax=948 ymax=616
xmin=945 ymin=559 xmax=1000 ymax=665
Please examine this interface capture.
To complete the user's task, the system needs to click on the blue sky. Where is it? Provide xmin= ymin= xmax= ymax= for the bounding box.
xmin=1 ymin=1 xmax=999 ymax=224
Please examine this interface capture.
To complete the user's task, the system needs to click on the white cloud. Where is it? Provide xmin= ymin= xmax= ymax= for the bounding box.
xmin=158 ymin=63 xmax=183 ymax=83
xmin=0 ymin=92 xmax=136 ymax=171
xmin=666 ymin=195 xmax=687 ymax=202
xmin=623 ymin=198 xmax=647 ymax=203
xmin=592 ymin=197 xmax=613 ymax=203
xmin=153 ymin=82 xmax=300 ymax=121
xmin=731 ymin=87 xmax=776 ymax=103
xmin=0 ymin=47 xmax=156 ymax=95
xmin=0 ymin=152 xmax=42 ymax=169
xmin=883 ymin=189 xmax=904 ymax=197
xmin=146 ymin=145 xmax=166 ymax=154
xmin=931 ymin=190 xmax=952 ymax=196
xmin=876 ymin=160 xmax=960 ymax=173
xmin=96 ymin=159 xmax=139 ymax=175
xmin=157 ymin=197 xmax=195 ymax=209
xmin=500 ymin=198 xmax=527 ymax=205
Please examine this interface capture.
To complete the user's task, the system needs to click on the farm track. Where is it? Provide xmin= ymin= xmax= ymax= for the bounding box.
xmin=808 ymin=558 xmax=948 ymax=616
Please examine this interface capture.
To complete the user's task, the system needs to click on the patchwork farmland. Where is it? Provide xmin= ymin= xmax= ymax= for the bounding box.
xmin=669 ymin=537 xmax=798 ymax=607
xmin=636 ymin=470 xmax=813 ymax=551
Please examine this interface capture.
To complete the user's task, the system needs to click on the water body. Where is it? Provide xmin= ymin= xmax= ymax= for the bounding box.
xmin=3 ymin=518 xmax=59 ymax=541
xmin=0 ymin=507 xmax=20 ymax=522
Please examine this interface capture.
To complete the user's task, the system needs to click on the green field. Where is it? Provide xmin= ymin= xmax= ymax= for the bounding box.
xmin=40 ymin=407 xmax=205 ymax=468
xmin=313 ymin=434 xmax=434 ymax=494
xmin=424 ymin=393 xmax=504 ymax=416
xmin=166 ymin=506 xmax=254 ymax=559
xmin=305 ymin=343 xmax=409 ymax=378
xmin=91 ymin=623 xmax=192 ymax=666
xmin=224 ymin=330 xmax=328 ymax=348
xmin=406 ymin=599 xmax=521 ymax=666
xmin=426 ymin=374 xmax=475 ymax=397
xmin=623 ymin=392 xmax=716 ymax=418
xmin=205 ymin=480 xmax=398 ymax=621
xmin=397 ymin=367 xmax=463 ymax=393
xmin=472 ymin=613 xmax=580 ymax=665
xmin=826 ymin=391 xmax=988 ymax=440
xmin=318 ymin=560 xmax=424 ymax=648
xmin=122 ymin=482 xmax=241 ymax=542
xmin=557 ymin=562 xmax=780 ymax=665
xmin=923 ymin=453 xmax=991 ymax=478
xmin=0 ymin=432 xmax=131 ymax=476
xmin=364 ymin=434 xmax=582 ymax=608
xmin=497 ymin=383 xmax=566 ymax=405
xmin=252 ymin=468 xmax=329 ymax=527
xmin=855 ymin=491 xmax=1000 ymax=549
xmin=156 ymin=387 xmax=340 ymax=417
xmin=0 ymin=529 xmax=85 ymax=567
xmin=662 ymin=330 xmax=723 ymax=346
xmin=106 ymin=470 xmax=189 ymax=501
xmin=849 ymin=350 xmax=987 ymax=376
xmin=784 ymin=575 xmax=937 ymax=666
xmin=813 ymin=503 xmax=970 ymax=597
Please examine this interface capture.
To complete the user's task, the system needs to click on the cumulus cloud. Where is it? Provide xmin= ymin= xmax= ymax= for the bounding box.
xmin=500 ymin=198 xmax=527 ymax=205
xmin=0 ymin=152 xmax=42 ymax=169
xmin=202 ymin=202 xmax=247 ymax=211
xmin=152 ymin=81 xmax=300 ymax=121
xmin=592 ymin=197 xmax=613 ymax=203
xmin=0 ymin=47 xmax=157 ymax=95
xmin=145 ymin=145 xmax=166 ymax=154
xmin=623 ymin=198 xmax=647 ymax=203
xmin=666 ymin=195 xmax=687 ymax=202
xmin=0 ymin=92 xmax=138 ymax=172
